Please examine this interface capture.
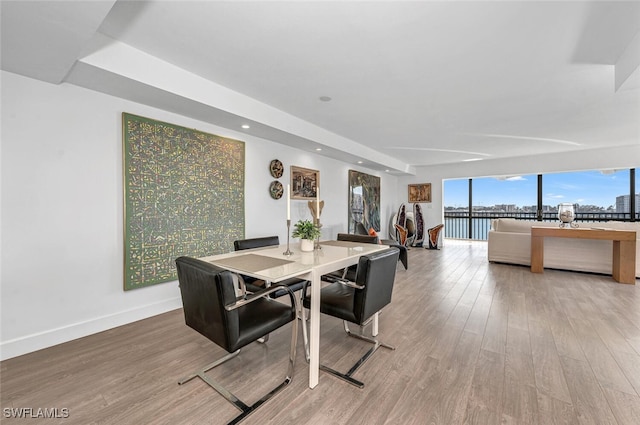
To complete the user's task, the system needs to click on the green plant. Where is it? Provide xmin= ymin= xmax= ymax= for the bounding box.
xmin=292 ymin=219 xmax=321 ymax=240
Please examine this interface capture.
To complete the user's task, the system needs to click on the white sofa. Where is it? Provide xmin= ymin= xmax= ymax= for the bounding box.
xmin=487 ymin=218 xmax=640 ymax=278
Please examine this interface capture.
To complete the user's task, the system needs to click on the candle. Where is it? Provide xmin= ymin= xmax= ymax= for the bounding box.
xmin=286 ymin=184 xmax=291 ymax=220
xmin=316 ymin=186 xmax=320 ymax=219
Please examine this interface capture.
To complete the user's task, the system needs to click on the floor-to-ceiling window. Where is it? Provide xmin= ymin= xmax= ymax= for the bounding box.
xmin=444 ymin=168 xmax=637 ymax=240
xmin=444 ymin=175 xmax=536 ymax=239
xmin=443 ymin=178 xmax=470 ymax=239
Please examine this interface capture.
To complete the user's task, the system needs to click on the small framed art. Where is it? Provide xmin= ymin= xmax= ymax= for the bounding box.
xmin=291 ymin=166 xmax=319 ymax=200
xmin=408 ymin=183 xmax=431 ymax=203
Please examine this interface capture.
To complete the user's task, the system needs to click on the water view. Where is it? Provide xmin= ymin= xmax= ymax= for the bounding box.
xmin=444 ymin=169 xmax=639 ymax=240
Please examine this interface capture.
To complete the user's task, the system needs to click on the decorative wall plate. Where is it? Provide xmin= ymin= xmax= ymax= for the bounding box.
xmin=269 ymin=180 xmax=284 ymax=199
xmin=269 ymin=159 xmax=284 ymax=178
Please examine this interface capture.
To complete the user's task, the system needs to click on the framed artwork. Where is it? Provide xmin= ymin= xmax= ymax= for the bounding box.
xmin=408 ymin=183 xmax=432 ymax=203
xmin=122 ymin=113 xmax=245 ymax=291
xmin=348 ymin=170 xmax=381 ymax=234
xmin=291 ymin=166 xmax=319 ymax=200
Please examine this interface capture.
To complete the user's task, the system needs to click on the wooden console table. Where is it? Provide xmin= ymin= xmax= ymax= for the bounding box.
xmin=530 ymin=226 xmax=636 ymax=284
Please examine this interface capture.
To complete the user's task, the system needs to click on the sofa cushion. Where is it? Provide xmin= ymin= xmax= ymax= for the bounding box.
xmin=492 ymin=219 xmax=555 ymax=233
xmin=590 ymin=221 xmax=640 ymax=240
xmin=492 ymin=218 xmax=640 ymax=239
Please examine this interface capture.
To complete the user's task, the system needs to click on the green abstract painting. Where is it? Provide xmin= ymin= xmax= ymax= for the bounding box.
xmin=123 ymin=113 xmax=245 ymax=290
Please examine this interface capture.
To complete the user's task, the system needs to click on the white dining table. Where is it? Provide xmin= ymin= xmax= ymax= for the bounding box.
xmin=199 ymin=240 xmax=389 ymax=389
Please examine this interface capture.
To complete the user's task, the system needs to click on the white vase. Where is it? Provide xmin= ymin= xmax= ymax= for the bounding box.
xmin=300 ymin=238 xmax=315 ymax=252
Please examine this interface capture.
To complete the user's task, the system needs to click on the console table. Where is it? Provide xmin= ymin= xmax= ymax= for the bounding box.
xmin=530 ymin=226 xmax=636 ymax=284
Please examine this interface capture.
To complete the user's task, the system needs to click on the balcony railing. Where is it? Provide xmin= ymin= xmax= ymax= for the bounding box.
xmin=444 ymin=211 xmax=635 ymax=241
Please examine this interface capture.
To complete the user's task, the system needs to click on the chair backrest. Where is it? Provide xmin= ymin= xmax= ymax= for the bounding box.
xmin=337 ymin=233 xmax=379 ymax=244
xmin=354 ymin=222 xmax=370 ymax=236
xmin=175 ymin=256 xmax=240 ymax=352
xmin=234 ymin=236 xmax=280 ymax=251
xmin=353 ymin=248 xmax=400 ymax=323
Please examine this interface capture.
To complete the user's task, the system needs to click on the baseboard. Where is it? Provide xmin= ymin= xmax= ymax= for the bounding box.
xmin=0 ymin=297 xmax=182 ymax=361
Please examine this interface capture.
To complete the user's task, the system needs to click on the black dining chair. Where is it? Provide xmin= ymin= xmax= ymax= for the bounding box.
xmin=301 ymin=247 xmax=400 ymax=388
xmin=175 ymin=256 xmax=299 ymax=425
xmin=322 ymin=233 xmax=380 ymax=282
xmin=234 ymin=236 xmax=307 ymax=298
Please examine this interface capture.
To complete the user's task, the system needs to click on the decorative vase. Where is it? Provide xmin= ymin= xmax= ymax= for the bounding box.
xmin=300 ymin=239 xmax=315 ymax=252
xmin=558 ymin=203 xmax=578 ymax=228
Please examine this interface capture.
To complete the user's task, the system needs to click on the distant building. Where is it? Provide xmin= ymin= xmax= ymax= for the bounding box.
xmin=494 ymin=204 xmax=517 ymax=212
xmin=615 ymin=194 xmax=640 ymax=213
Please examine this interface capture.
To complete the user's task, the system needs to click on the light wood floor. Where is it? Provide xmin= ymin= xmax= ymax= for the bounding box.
xmin=2 ymin=240 xmax=640 ymax=425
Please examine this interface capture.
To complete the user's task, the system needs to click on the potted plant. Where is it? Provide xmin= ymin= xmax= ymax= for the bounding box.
xmin=292 ymin=219 xmax=321 ymax=252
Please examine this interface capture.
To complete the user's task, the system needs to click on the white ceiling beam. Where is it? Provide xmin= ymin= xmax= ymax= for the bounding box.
xmin=615 ymin=31 xmax=640 ymax=92
xmin=70 ymin=34 xmax=414 ymax=174
xmin=0 ymin=1 xmax=116 ymax=84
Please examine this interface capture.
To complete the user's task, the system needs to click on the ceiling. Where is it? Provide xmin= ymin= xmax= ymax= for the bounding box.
xmin=2 ymin=1 xmax=639 ymax=175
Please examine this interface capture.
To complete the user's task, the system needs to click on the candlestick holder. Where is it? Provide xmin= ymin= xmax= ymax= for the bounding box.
xmin=314 ymin=218 xmax=322 ymax=250
xmin=283 ymin=219 xmax=293 ymax=256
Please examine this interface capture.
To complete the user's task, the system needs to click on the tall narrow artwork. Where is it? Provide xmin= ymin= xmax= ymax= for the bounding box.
xmin=122 ymin=113 xmax=245 ymax=290
xmin=348 ymin=170 xmax=381 ymax=234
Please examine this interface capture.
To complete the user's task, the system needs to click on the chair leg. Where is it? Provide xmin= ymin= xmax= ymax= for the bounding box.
xmin=301 ymin=313 xmax=394 ymax=388
xmin=258 ymin=289 xmax=304 ymax=344
xmin=320 ymin=321 xmax=395 ymax=388
xmin=179 ymin=316 xmax=298 ymax=425
xmin=343 ymin=321 xmax=395 ymax=350
xmin=300 ymin=304 xmax=310 ymax=362
xmin=178 ymin=349 xmax=241 ymax=386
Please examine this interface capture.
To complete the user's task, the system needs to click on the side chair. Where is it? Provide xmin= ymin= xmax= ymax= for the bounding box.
xmin=322 ymin=233 xmax=380 ymax=282
xmin=301 ymin=247 xmax=400 ymax=388
xmin=175 ymin=256 xmax=299 ymax=425
xmin=234 ymin=236 xmax=307 ymax=298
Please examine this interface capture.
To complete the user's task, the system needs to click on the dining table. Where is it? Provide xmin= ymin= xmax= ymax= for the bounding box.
xmin=199 ymin=239 xmax=389 ymax=389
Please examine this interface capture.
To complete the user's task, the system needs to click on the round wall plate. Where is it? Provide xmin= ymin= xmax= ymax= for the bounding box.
xmin=269 ymin=180 xmax=284 ymax=199
xmin=269 ymin=159 xmax=284 ymax=178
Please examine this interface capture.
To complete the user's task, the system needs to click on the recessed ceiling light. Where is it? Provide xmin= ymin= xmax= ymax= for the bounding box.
xmin=316 ymin=148 xmax=322 ymax=151
xmin=357 ymin=161 xmax=363 ymax=164
xmin=241 ymin=124 xmax=250 ymax=129
xmin=319 ymin=96 xmax=332 ymax=102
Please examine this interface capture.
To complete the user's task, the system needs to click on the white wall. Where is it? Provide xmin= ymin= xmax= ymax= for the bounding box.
xmin=0 ymin=71 xmax=398 ymax=360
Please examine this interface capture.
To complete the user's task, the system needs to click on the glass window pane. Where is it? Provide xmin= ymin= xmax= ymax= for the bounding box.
xmin=472 ymin=175 xmax=537 ymax=215
xmin=543 ymin=169 xmax=630 ymax=221
xmin=471 ymin=175 xmax=537 ymax=239
xmin=444 ymin=179 xmax=468 ymax=210
xmin=444 ymin=179 xmax=469 ymax=239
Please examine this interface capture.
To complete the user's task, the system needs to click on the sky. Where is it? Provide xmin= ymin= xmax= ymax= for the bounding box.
xmin=444 ymin=170 xmax=635 ymax=208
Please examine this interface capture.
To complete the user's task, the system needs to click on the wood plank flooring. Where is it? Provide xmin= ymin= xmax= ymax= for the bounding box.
xmin=2 ymin=239 xmax=639 ymax=424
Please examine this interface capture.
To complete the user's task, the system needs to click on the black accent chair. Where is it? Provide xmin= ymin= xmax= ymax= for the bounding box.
xmin=380 ymin=238 xmax=408 ymax=270
xmin=301 ymin=247 xmax=400 ymax=388
xmin=354 ymin=222 xmax=370 ymax=236
xmin=323 ymin=233 xmax=380 ymax=282
xmin=175 ymin=256 xmax=298 ymax=425
xmin=335 ymin=232 xmax=380 ymax=244
xmin=234 ymin=236 xmax=307 ymax=298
